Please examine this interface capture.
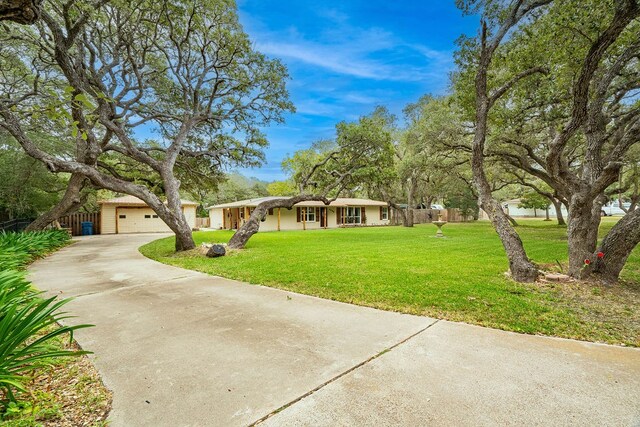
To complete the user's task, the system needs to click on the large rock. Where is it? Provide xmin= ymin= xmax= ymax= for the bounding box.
xmin=206 ymin=244 xmax=226 ymax=258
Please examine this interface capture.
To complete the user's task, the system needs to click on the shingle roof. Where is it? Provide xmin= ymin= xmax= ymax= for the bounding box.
xmin=208 ymin=197 xmax=388 ymax=209
xmin=98 ymin=195 xmax=199 ymax=206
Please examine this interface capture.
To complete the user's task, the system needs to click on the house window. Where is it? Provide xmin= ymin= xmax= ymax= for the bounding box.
xmin=119 ymin=214 xmax=126 ymax=219
xmin=381 ymin=207 xmax=388 ymax=220
xmin=345 ymin=207 xmax=361 ymax=224
xmin=153 ymin=215 xmax=158 ymax=218
xmin=145 ymin=215 xmax=151 ymax=218
xmin=301 ymin=207 xmax=316 ymax=222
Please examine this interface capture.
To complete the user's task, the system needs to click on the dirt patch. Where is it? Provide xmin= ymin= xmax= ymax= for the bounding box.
xmin=535 ymin=279 xmax=640 ymax=346
xmin=1 ymin=340 xmax=112 ymax=426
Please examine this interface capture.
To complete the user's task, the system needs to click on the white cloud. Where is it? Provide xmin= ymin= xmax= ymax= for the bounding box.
xmin=249 ymin=13 xmax=451 ymax=83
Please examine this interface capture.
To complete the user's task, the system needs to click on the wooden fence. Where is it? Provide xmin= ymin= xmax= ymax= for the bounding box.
xmin=195 ymin=217 xmax=210 ymax=228
xmin=392 ymin=208 xmax=474 ymax=225
xmin=57 ymin=212 xmax=101 ymax=236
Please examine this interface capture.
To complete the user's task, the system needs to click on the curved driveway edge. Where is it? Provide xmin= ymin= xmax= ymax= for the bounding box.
xmin=28 ymin=234 xmax=640 ymax=426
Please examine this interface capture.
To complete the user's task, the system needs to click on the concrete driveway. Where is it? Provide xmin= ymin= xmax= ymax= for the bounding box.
xmin=29 ymin=234 xmax=640 ymax=426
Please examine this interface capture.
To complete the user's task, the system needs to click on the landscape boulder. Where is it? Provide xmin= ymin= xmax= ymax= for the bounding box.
xmin=206 ymin=244 xmax=226 ymax=258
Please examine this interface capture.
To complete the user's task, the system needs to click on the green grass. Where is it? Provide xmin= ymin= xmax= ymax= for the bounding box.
xmin=140 ymin=218 xmax=640 ymax=346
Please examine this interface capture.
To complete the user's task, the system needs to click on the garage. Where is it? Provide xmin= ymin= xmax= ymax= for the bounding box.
xmin=99 ymin=196 xmax=197 ymax=234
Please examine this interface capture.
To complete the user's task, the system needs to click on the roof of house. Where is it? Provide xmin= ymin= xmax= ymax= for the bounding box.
xmin=208 ymin=197 xmax=388 ymax=209
xmin=98 ymin=195 xmax=199 ymax=206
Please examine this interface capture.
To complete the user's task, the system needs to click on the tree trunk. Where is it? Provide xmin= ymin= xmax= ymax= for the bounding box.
xmin=161 ymin=172 xmax=196 ymax=252
xmin=172 ymin=219 xmax=196 ymax=251
xmin=0 ymin=0 xmax=41 ymax=24
xmin=404 ymin=177 xmax=416 ymax=227
xmin=25 ymin=173 xmax=86 ymax=231
xmin=228 ymin=195 xmax=331 ymax=249
xmin=470 ymin=28 xmax=539 ymax=282
xmin=544 ymin=207 xmax=550 ymax=221
xmin=505 ymin=213 xmax=519 ymax=227
xmin=552 ymin=199 xmax=566 ymax=225
xmin=566 ymin=195 xmax=603 ymax=277
xmin=588 ymin=208 xmax=640 ymax=283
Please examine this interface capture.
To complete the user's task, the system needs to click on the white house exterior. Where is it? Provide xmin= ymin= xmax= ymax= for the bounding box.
xmin=480 ymin=198 xmax=635 ymax=220
xmin=502 ymin=199 xmax=568 ymax=218
xmin=208 ymin=197 xmax=391 ymax=232
xmin=99 ymin=195 xmax=198 ymax=234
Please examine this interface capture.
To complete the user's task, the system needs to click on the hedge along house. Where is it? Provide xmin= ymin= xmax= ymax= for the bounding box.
xmin=99 ymin=195 xmax=198 ymax=234
xmin=208 ymin=197 xmax=391 ymax=232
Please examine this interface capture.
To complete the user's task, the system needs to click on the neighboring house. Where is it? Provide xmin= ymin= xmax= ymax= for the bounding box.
xmin=208 ymin=197 xmax=391 ymax=232
xmin=501 ymin=198 xmax=568 ymax=218
xmin=99 ymin=196 xmax=198 ymax=234
xmin=479 ymin=199 xmax=567 ymax=219
xmin=602 ymin=201 xmax=632 ymax=216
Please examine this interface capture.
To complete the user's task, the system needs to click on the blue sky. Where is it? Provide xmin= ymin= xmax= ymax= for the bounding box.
xmin=235 ymin=1 xmax=479 ymax=181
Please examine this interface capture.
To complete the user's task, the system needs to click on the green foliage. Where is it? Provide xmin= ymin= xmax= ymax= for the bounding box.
xmin=518 ymin=192 xmax=550 ymax=211
xmin=0 ymin=230 xmax=90 ymax=404
xmin=0 ymin=231 xmax=70 ymax=271
xmin=0 ymin=134 xmax=67 ymax=220
xmin=0 ymin=294 xmax=92 ymax=402
xmin=398 ymin=96 xmax=472 ymax=201
xmin=266 ymin=181 xmax=297 ymax=196
xmin=282 ymin=107 xmax=396 ymax=197
xmin=445 ymin=187 xmax=479 ymax=219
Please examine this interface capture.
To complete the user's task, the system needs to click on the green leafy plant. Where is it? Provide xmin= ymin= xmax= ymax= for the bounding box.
xmin=0 ymin=230 xmax=70 ymax=271
xmin=0 ymin=270 xmax=34 ymax=313
xmin=0 ymin=294 xmax=92 ymax=402
xmin=0 ymin=229 xmax=90 ymax=404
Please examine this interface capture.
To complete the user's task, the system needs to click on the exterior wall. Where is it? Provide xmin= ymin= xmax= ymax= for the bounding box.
xmin=209 ymin=205 xmax=391 ymax=232
xmin=365 ymin=206 xmax=391 ymax=226
xmin=505 ymin=203 xmax=568 ymax=218
xmin=183 ymin=206 xmax=197 ymax=229
xmin=101 ymin=204 xmax=117 ymax=234
xmin=101 ymin=204 xmax=197 ymax=234
xmin=210 ymin=208 xmax=225 ymax=229
xmin=117 ymin=207 xmax=172 ymax=233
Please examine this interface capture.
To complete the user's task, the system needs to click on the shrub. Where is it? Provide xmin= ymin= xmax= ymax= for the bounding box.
xmin=0 ymin=230 xmax=70 ymax=271
xmin=0 ymin=291 xmax=92 ymax=402
xmin=0 ymin=230 xmax=90 ymax=405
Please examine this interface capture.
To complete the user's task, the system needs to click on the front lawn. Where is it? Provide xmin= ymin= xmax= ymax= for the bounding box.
xmin=140 ymin=219 xmax=640 ymax=346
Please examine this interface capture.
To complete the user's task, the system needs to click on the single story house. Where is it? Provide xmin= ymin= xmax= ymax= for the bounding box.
xmin=502 ymin=198 xmax=568 ymax=218
xmin=480 ymin=199 xmax=568 ymax=219
xmin=99 ymin=195 xmax=198 ymax=234
xmin=208 ymin=197 xmax=391 ymax=232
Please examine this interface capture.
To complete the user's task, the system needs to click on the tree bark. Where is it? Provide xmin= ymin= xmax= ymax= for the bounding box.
xmin=470 ymin=20 xmax=540 ymax=283
xmin=161 ymin=170 xmax=195 ymax=251
xmin=505 ymin=213 xmax=519 ymax=227
xmin=25 ymin=173 xmax=87 ymax=231
xmin=404 ymin=177 xmax=416 ymax=227
xmin=589 ymin=207 xmax=640 ymax=283
xmin=0 ymin=0 xmax=41 ymax=24
xmin=566 ymin=194 xmax=604 ymax=277
xmin=228 ymin=195 xmax=331 ymax=249
xmin=552 ymin=198 xmax=566 ymax=225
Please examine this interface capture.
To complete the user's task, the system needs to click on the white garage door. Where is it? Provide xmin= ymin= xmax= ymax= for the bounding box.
xmin=117 ymin=208 xmax=171 ymax=233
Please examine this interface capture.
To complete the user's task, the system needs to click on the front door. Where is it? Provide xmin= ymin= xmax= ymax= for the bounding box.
xmin=320 ymin=207 xmax=326 ymax=228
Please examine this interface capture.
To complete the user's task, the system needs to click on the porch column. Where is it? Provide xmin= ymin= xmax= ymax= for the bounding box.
xmin=277 ymin=208 xmax=281 ymax=231
xmin=223 ymin=208 xmax=226 ymax=229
